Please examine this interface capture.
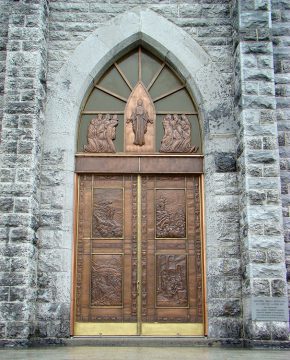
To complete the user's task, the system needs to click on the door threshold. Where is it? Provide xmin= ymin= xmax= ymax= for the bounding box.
xmin=67 ymin=336 xmax=208 ymax=347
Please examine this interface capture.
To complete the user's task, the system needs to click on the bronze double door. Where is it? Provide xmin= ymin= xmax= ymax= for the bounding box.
xmin=75 ymin=174 xmax=204 ymax=336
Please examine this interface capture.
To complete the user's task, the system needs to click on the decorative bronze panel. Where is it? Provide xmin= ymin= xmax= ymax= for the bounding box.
xmin=127 ymin=98 xmax=152 ymax=146
xmin=92 ymin=188 xmax=123 ymax=238
xmin=125 ymin=82 xmax=156 ymax=152
xmin=141 ymin=175 xmax=203 ymax=324
xmin=91 ymin=254 xmax=123 ymax=307
xmin=75 ymin=174 xmax=203 ymax=331
xmin=156 ymin=189 xmax=186 ymax=238
xmin=160 ymin=114 xmax=198 ymax=153
xmin=156 ymin=254 xmax=188 ymax=308
xmin=84 ymin=114 xmax=118 ymax=153
xmin=76 ymin=175 xmax=137 ymax=323
xmin=75 ymin=155 xmax=204 ymax=174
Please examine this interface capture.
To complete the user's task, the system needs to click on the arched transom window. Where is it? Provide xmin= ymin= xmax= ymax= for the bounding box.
xmin=77 ymin=47 xmax=202 ymax=154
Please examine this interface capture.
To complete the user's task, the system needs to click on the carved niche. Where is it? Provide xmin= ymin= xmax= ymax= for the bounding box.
xmin=84 ymin=114 xmax=118 ymax=153
xmin=156 ymin=189 xmax=186 ymax=238
xmin=160 ymin=114 xmax=198 ymax=153
xmin=156 ymin=254 xmax=188 ymax=307
xmin=125 ymin=82 xmax=156 ymax=152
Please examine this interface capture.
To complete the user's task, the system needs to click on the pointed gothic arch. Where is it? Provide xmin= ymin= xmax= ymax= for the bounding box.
xmin=44 ymin=8 xmax=229 ymax=158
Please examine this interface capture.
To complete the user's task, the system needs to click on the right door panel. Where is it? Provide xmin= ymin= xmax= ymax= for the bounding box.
xmin=141 ymin=175 xmax=204 ymax=335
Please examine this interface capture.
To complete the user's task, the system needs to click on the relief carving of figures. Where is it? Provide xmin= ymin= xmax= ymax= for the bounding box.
xmin=160 ymin=114 xmax=198 ymax=153
xmin=84 ymin=114 xmax=118 ymax=153
xmin=156 ymin=255 xmax=188 ymax=307
xmin=92 ymin=194 xmax=122 ymax=238
xmin=156 ymin=193 xmax=186 ymax=238
xmin=91 ymin=255 xmax=122 ymax=306
xmin=126 ymin=98 xmax=153 ymax=146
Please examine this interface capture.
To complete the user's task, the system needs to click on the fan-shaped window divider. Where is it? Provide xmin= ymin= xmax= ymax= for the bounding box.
xmin=77 ymin=47 xmax=202 ymax=154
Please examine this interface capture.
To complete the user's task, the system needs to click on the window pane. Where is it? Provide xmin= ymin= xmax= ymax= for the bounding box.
xmin=117 ymin=49 xmax=139 ymax=89
xmin=141 ymin=50 xmax=163 ymax=88
xmin=154 ymin=89 xmax=196 ymax=113
xmin=149 ymin=67 xmax=182 ymax=100
xmin=98 ymin=67 xmax=131 ymax=99
xmin=84 ymin=88 xmax=126 ymax=112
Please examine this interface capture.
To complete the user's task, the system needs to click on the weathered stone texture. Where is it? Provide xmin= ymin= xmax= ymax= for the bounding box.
xmin=233 ymin=0 xmax=288 ymax=340
xmin=272 ymin=0 xmax=290 ymax=322
xmin=0 ymin=0 xmax=10 ymax=136
xmin=0 ymin=0 xmax=49 ymax=340
xmin=47 ymin=1 xmax=233 ymax=86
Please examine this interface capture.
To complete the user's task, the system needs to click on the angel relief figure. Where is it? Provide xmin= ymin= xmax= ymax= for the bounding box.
xmin=160 ymin=114 xmax=198 ymax=153
xmin=126 ymin=98 xmax=153 ymax=146
xmin=84 ymin=114 xmax=118 ymax=153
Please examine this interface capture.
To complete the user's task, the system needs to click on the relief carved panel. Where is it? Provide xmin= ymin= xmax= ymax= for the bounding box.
xmin=156 ymin=254 xmax=188 ymax=307
xmin=156 ymin=189 xmax=186 ymax=238
xmin=92 ymin=188 xmax=123 ymax=238
xmin=91 ymin=254 xmax=123 ymax=307
xmin=84 ymin=114 xmax=118 ymax=153
xmin=160 ymin=114 xmax=198 ymax=153
xmin=125 ymin=82 xmax=156 ymax=152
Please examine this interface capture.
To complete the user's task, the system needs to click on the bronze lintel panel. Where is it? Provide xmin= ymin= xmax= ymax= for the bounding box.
xmin=75 ymin=156 xmax=139 ymax=173
xmin=75 ymin=155 xmax=203 ymax=174
xmin=139 ymin=156 xmax=203 ymax=173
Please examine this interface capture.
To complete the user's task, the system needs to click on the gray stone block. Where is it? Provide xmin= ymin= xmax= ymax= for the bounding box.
xmin=240 ymin=11 xmax=269 ymax=29
xmin=10 ymin=287 xmax=30 ymax=302
xmin=0 ymin=303 xmax=31 ymax=322
xmin=0 ymin=287 xmax=9 ymax=302
xmin=0 ymin=323 xmax=6 ymax=339
xmin=247 ymin=164 xmax=263 ymax=177
xmin=6 ymin=322 xmax=30 ymax=339
xmin=249 ymin=190 xmax=266 ymax=205
xmin=253 ymin=279 xmax=270 ymax=296
xmin=208 ymin=299 xmax=241 ymax=317
xmin=215 ymin=152 xmax=237 ymax=172
xmin=208 ymin=318 xmax=242 ymax=339
xmin=250 ymin=250 xmax=267 ymax=263
xmin=247 ymin=137 xmax=263 ymax=149
xmin=225 ymin=279 xmax=242 ymax=298
xmin=0 ymin=197 xmax=13 ymax=212
xmin=40 ymin=211 xmax=63 ymax=228
xmin=271 ymin=279 xmax=287 ymax=296
xmin=242 ymin=42 xmax=272 ymax=55
xmin=271 ymin=321 xmax=289 ymax=340
xmin=245 ymin=321 xmax=271 ymax=340
xmin=247 ymin=150 xmax=277 ymax=164
xmin=266 ymin=189 xmax=280 ymax=204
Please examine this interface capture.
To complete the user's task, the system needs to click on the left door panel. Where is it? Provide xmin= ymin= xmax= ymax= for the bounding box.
xmin=75 ymin=174 xmax=138 ymax=335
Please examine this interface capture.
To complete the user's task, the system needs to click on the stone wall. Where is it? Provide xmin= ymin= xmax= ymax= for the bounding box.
xmin=272 ymin=0 xmax=290 ymax=322
xmin=47 ymin=0 xmax=233 ymax=87
xmin=233 ymin=0 xmax=288 ymax=340
xmin=0 ymin=0 xmax=49 ymax=343
xmin=0 ymin=0 xmax=10 ymax=137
